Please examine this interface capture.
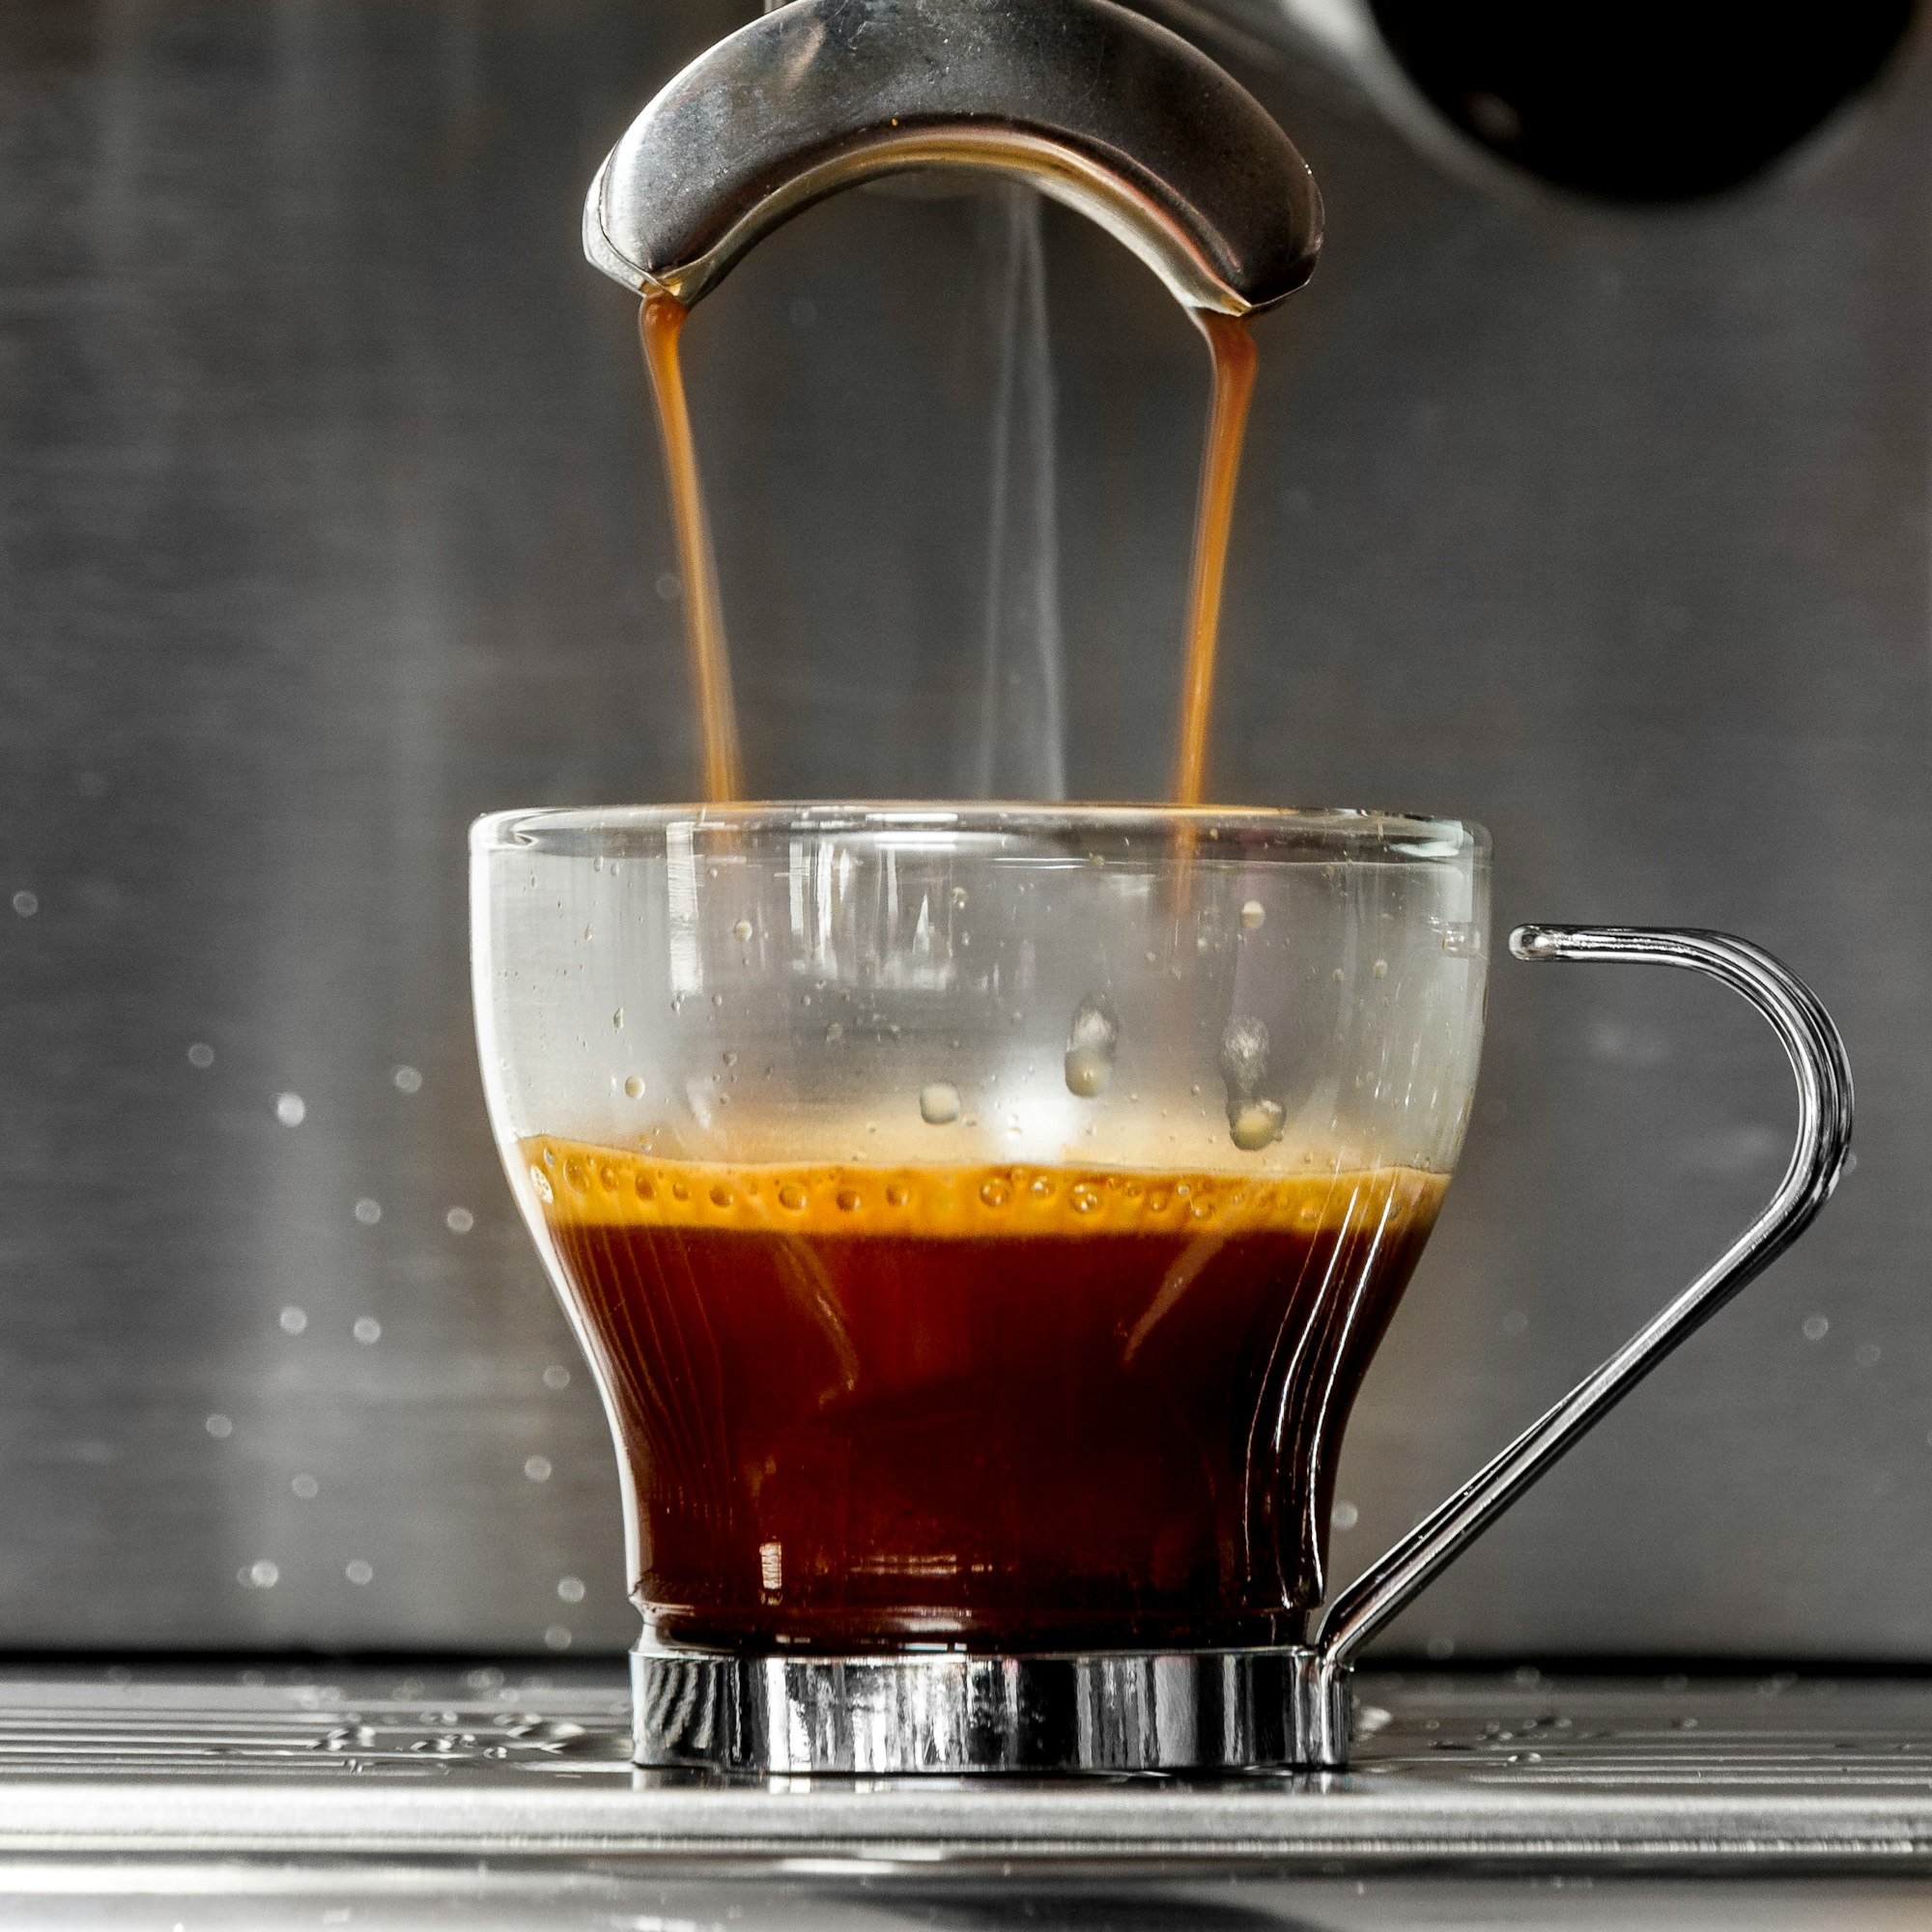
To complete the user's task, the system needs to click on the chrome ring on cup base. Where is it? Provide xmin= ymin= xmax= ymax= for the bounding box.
xmin=631 ymin=1644 xmax=1352 ymax=1775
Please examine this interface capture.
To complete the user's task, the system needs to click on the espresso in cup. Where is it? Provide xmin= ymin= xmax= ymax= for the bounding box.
xmin=527 ymin=1137 xmax=1440 ymax=1652
xmin=474 ymin=807 xmax=1487 ymax=1661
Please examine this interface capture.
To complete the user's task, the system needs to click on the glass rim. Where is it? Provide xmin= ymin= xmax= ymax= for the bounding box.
xmin=472 ymin=802 xmax=1490 ymax=862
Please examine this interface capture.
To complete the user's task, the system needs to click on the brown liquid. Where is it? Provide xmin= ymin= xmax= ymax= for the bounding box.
xmin=525 ymin=1138 xmax=1442 ymax=1653
xmin=639 ymin=292 xmax=741 ymax=803
xmin=1172 ymin=311 xmax=1258 ymax=807
xmin=637 ymin=291 xmax=1255 ymax=806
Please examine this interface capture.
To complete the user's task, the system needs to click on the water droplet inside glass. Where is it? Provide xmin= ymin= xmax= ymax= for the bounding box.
xmin=392 ymin=1065 xmax=423 ymax=1094
xmin=274 ymin=1092 xmax=306 ymax=1127
xmin=920 ymin=1082 xmax=961 ymax=1125
xmin=187 ymin=1042 xmax=214 ymax=1068
xmin=353 ymin=1316 xmax=382 ymax=1345
xmin=292 ymin=1474 xmax=319 ymax=1499
xmin=1229 ymin=1098 xmax=1285 ymax=1152
xmin=543 ymin=1364 xmax=571 ymax=1390
xmin=524 ymin=1454 xmax=553 ymax=1482
xmin=1240 ymin=900 xmax=1265 ymax=930
xmin=1064 ymin=993 xmax=1120 ymax=1098
xmin=345 ymin=1559 xmax=374 ymax=1585
xmin=279 ymin=1307 xmax=308 ymax=1336
xmin=732 ymin=918 xmax=753 ymax=941
xmin=205 ymin=1413 xmax=233 ymax=1439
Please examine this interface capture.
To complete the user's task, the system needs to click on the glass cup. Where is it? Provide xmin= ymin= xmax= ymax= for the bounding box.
xmin=470 ymin=803 xmax=1850 ymax=1775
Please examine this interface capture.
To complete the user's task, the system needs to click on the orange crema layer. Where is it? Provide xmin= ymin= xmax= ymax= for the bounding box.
xmin=518 ymin=1136 xmax=1448 ymax=1240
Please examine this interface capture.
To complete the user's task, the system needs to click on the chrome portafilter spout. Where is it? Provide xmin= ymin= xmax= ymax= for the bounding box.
xmin=582 ymin=0 xmax=1322 ymax=315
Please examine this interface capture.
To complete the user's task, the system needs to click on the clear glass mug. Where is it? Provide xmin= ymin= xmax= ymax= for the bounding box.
xmin=470 ymin=804 xmax=1850 ymax=1775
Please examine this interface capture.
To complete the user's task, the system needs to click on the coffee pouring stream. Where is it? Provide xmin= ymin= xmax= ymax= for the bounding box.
xmin=546 ymin=2 xmax=1857 ymax=1775
xmin=586 ymin=0 xmax=1319 ymax=807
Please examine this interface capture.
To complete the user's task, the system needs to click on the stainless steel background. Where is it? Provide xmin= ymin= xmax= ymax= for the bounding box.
xmin=1 ymin=0 xmax=1927 ymax=1658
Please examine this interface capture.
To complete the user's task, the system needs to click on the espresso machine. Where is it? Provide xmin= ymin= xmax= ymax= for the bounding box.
xmin=0 ymin=0 xmax=1926 ymax=1920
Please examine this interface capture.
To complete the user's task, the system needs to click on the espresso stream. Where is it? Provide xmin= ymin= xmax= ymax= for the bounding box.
xmin=639 ymin=290 xmax=1258 ymax=805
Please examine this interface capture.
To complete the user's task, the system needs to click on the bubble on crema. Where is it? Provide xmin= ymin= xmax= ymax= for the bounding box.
xmin=1064 ymin=992 xmax=1120 ymax=1098
xmin=919 ymin=1081 xmax=961 ymax=1125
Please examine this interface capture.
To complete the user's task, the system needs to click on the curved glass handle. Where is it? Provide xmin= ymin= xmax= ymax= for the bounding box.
xmin=1311 ymin=926 xmax=1854 ymax=1719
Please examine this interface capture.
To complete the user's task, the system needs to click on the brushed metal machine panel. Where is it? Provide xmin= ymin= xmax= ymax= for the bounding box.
xmin=0 ymin=0 xmax=1929 ymax=1657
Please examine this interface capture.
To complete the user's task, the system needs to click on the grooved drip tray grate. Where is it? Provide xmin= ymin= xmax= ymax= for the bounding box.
xmin=0 ymin=1666 xmax=1927 ymax=1869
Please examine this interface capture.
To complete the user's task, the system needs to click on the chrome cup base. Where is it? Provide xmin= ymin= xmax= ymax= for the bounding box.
xmin=630 ymin=1643 xmax=1353 ymax=1775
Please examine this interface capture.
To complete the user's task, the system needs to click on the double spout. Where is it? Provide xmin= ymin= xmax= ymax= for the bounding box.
xmin=583 ymin=0 xmax=1323 ymax=316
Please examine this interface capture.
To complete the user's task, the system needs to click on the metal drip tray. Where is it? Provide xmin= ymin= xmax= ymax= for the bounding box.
xmin=0 ymin=1664 xmax=1930 ymax=1870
